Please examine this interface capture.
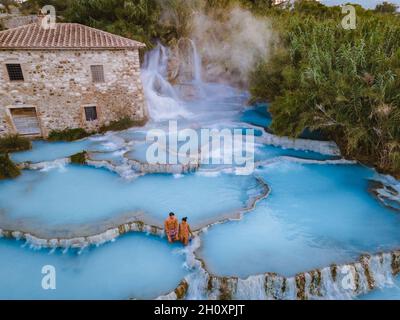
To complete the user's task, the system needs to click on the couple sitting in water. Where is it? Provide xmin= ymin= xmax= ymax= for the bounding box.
xmin=164 ymin=212 xmax=193 ymax=245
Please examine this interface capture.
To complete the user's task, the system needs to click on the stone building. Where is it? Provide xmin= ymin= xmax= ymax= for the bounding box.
xmin=0 ymin=22 xmax=148 ymax=137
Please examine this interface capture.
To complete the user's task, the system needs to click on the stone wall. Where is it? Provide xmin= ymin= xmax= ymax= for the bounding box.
xmin=0 ymin=49 xmax=148 ymax=137
xmin=0 ymin=14 xmax=38 ymax=29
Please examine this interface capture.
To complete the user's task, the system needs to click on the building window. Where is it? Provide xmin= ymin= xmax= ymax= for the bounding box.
xmin=84 ymin=106 xmax=98 ymax=121
xmin=90 ymin=65 xmax=105 ymax=83
xmin=6 ymin=64 xmax=24 ymax=81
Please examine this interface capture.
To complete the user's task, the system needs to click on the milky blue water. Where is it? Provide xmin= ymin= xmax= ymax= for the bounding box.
xmin=240 ymin=104 xmax=271 ymax=128
xmin=4 ymin=101 xmax=400 ymax=299
xmin=0 ymin=165 xmax=262 ymax=235
xmin=0 ymin=233 xmax=186 ymax=299
xmin=125 ymin=128 xmax=328 ymax=166
xmin=3 ymin=52 xmax=400 ymax=299
xmin=254 ymin=144 xmax=337 ymax=162
xmin=10 ymin=139 xmax=94 ymax=163
xmin=360 ymin=277 xmax=400 ymax=300
xmin=10 ymin=133 xmax=131 ymax=164
xmin=88 ymin=151 xmax=127 ymax=164
xmin=200 ymin=162 xmax=400 ymax=278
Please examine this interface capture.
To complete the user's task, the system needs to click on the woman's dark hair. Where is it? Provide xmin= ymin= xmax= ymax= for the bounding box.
xmin=169 ymin=212 xmax=175 ymax=216
xmin=182 ymin=217 xmax=187 ymax=221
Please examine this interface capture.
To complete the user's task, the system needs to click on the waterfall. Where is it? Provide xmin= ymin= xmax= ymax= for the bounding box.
xmin=188 ymin=39 xmax=205 ymax=98
xmin=141 ymin=44 xmax=190 ymax=121
xmin=372 ymin=175 xmax=400 ymax=211
xmin=157 ymin=250 xmax=400 ymax=300
xmin=236 ymin=275 xmax=267 ymax=299
xmin=260 ymin=131 xmax=341 ymax=156
xmin=188 ymin=39 xmax=202 ymax=84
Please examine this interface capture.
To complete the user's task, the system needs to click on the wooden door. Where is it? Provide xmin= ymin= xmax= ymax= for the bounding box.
xmin=10 ymin=107 xmax=41 ymax=136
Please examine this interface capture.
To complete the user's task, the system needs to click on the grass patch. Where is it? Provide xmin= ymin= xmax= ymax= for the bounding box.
xmin=0 ymin=135 xmax=31 ymax=153
xmin=70 ymin=151 xmax=87 ymax=165
xmin=99 ymin=117 xmax=147 ymax=133
xmin=48 ymin=117 xmax=148 ymax=141
xmin=0 ymin=153 xmax=21 ymax=179
xmin=48 ymin=128 xmax=90 ymax=142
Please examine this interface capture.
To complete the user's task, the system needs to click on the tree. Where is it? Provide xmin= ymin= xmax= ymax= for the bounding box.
xmin=375 ymin=1 xmax=398 ymax=14
xmin=250 ymin=0 xmax=274 ymax=8
xmin=249 ymin=6 xmax=400 ymax=176
xmin=0 ymin=0 xmax=18 ymax=13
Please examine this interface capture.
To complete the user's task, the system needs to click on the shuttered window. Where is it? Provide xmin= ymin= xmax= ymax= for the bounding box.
xmin=90 ymin=65 xmax=105 ymax=83
xmin=84 ymin=106 xmax=98 ymax=121
xmin=6 ymin=64 xmax=24 ymax=81
xmin=10 ymin=107 xmax=41 ymax=135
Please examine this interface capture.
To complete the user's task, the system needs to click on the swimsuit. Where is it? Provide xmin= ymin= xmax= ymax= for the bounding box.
xmin=165 ymin=218 xmax=178 ymax=240
xmin=169 ymin=228 xmax=178 ymax=240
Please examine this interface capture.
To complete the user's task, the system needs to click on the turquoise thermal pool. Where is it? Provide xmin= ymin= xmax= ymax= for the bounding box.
xmin=0 ymin=165 xmax=264 ymax=237
xmin=0 ymin=233 xmax=187 ymax=300
xmin=1 ymin=44 xmax=399 ymax=300
xmin=199 ymin=162 xmax=400 ymax=278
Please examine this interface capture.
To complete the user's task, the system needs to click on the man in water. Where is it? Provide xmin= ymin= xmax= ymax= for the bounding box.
xmin=164 ymin=212 xmax=179 ymax=243
xmin=179 ymin=217 xmax=193 ymax=246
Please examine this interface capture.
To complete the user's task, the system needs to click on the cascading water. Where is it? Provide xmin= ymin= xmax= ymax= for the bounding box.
xmin=141 ymin=44 xmax=190 ymax=121
xmin=1 ymin=36 xmax=400 ymax=300
xmin=188 ymin=39 xmax=206 ymax=99
xmin=188 ymin=39 xmax=203 ymax=84
xmin=158 ymin=249 xmax=400 ymax=300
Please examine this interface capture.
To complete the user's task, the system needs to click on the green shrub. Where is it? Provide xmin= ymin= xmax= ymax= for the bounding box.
xmin=0 ymin=135 xmax=32 ymax=153
xmin=48 ymin=128 xmax=90 ymax=142
xmin=249 ymin=6 xmax=400 ymax=177
xmin=0 ymin=153 xmax=21 ymax=179
xmin=70 ymin=151 xmax=87 ymax=165
xmin=99 ymin=117 xmax=147 ymax=133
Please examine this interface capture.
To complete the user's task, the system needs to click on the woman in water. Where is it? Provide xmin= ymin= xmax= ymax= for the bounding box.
xmin=179 ymin=217 xmax=193 ymax=246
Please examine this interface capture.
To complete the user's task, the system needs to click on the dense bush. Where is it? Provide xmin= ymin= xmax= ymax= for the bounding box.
xmin=22 ymin=0 xmax=273 ymax=47
xmin=48 ymin=128 xmax=90 ymax=142
xmin=70 ymin=151 xmax=87 ymax=164
xmin=250 ymin=2 xmax=400 ymax=176
xmin=375 ymin=1 xmax=398 ymax=13
xmin=99 ymin=117 xmax=147 ymax=133
xmin=0 ymin=153 xmax=20 ymax=179
xmin=0 ymin=135 xmax=31 ymax=153
xmin=23 ymin=0 xmax=173 ymax=47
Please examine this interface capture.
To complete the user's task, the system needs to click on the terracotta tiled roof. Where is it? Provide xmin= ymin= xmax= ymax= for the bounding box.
xmin=0 ymin=22 xmax=146 ymax=50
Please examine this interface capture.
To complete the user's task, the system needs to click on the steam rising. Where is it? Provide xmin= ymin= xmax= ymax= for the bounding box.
xmin=192 ymin=7 xmax=275 ymax=86
xmin=160 ymin=2 xmax=276 ymax=87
